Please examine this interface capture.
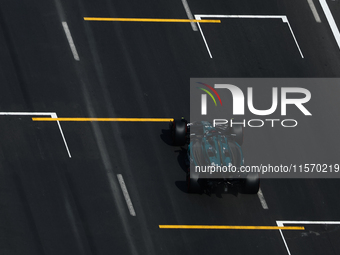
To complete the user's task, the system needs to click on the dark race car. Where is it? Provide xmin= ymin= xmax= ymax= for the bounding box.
xmin=170 ymin=118 xmax=259 ymax=195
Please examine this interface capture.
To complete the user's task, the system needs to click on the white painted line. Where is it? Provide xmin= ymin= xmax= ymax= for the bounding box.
xmin=278 ymin=228 xmax=292 ymax=255
xmin=62 ymin=21 xmax=80 ymax=61
xmin=194 ymin=14 xmax=304 ymax=59
xmin=196 ymin=14 xmax=287 ymax=19
xmin=0 ymin=112 xmax=71 ymax=158
xmin=51 ymin=113 xmax=72 ymax=158
xmin=181 ymin=0 xmax=197 ymax=31
xmin=117 ymin=174 xmax=136 ymax=216
xmin=194 ymin=15 xmax=213 ymax=58
xmin=319 ymin=0 xmax=340 ymax=50
xmin=307 ymin=0 xmax=321 ymax=23
xmin=277 ymin=220 xmax=340 ymax=255
xmin=282 ymin=17 xmax=305 ymax=58
xmin=257 ymin=188 xmax=269 ymax=209
xmin=277 ymin=220 xmax=340 ymax=225
xmin=0 ymin=112 xmax=53 ymax=116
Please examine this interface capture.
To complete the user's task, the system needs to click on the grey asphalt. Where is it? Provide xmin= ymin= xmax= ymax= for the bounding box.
xmin=0 ymin=0 xmax=340 ymax=254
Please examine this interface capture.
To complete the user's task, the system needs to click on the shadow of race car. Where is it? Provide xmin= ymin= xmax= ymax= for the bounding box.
xmin=170 ymin=118 xmax=259 ymax=195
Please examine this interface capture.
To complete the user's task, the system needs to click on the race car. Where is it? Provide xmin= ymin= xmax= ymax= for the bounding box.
xmin=170 ymin=118 xmax=259 ymax=194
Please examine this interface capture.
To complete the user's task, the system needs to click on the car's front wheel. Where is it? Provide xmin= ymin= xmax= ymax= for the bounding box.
xmin=171 ymin=119 xmax=187 ymax=146
xmin=186 ymin=168 xmax=201 ymax=193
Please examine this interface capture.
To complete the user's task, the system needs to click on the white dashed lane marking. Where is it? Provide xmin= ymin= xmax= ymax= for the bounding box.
xmin=307 ymin=0 xmax=322 ymax=23
xmin=117 ymin=174 xmax=136 ymax=216
xmin=181 ymin=0 xmax=198 ymax=31
xmin=62 ymin=21 xmax=80 ymax=61
xmin=257 ymin=188 xmax=269 ymax=209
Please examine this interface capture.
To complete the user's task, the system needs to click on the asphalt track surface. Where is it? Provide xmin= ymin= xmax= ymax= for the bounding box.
xmin=1 ymin=0 xmax=340 ymax=254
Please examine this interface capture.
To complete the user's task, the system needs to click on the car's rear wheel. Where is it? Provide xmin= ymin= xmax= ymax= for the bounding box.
xmin=186 ymin=168 xmax=201 ymax=193
xmin=241 ymin=173 xmax=260 ymax=194
xmin=171 ymin=119 xmax=187 ymax=146
xmin=230 ymin=120 xmax=244 ymax=146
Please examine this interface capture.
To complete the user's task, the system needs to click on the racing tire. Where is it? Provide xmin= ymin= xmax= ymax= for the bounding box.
xmin=230 ymin=120 xmax=244 ymax=146
xmin=186 ymin=168 xmax=201 ymax=193
xmin=242 ymin=173 xmax=260 ymax=194
xmin=171 ymin=119 xmax=187 ymax=146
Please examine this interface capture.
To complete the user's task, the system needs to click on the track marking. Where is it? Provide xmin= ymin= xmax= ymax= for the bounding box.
xmin=181 ymin=0 xmax=198 ymax=31
xmin=51 ymin=113 xmax=72 ymax=158
xmin=159 ymin=225 xmax=304 ymax=230
xmin=32 ymin=117 xmax=174 ymax=122
xmin=307 ymin=0 xmax=321 ymax=23
xmin=195 ymin=16 xmax=212 ymax=58
xmin=83 ymin=17 xmax=220 ymax=23
xmin=0 ymin=112 xmax=71 ymax=158
xmin=278 ymin=228 xmax=292 ymax=255
xmin=319 ymin=0 xmax=340 ymax=50
xmin=62 ymin=21 xmax=80 ymax=61
xmin=117 ymin=174 xmax=136 ymax=216
xmin=282 ymin=16 xmax=304 ymax=58
xmin=194 ymin=14 xmax=304 ymax=59
xmin=277 ymin=220 xmax=340 ymax=255
xmin=257 ymin=188 xmax=269 ymax=209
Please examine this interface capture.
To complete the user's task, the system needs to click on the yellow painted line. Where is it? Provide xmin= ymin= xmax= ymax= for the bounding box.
xmin=83 ymin=17 xmax=221 ymax=23
xmin=159 ymin=225 xmax=305 ymax=230
xmin=32 ymin=117 xmax=174 ymax=122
